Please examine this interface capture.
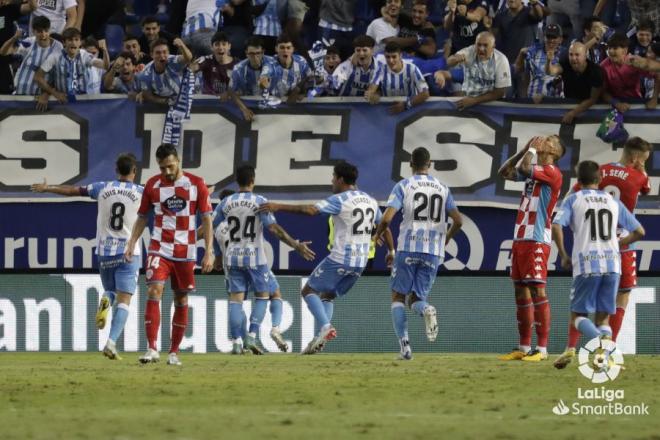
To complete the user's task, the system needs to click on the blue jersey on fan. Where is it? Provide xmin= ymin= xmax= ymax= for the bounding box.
xmin=253 ymin=0 xmax=282 ymax=37
xmin=139 ymin=55 xmax=186 ymax=97
xmin=371 ymin=62 xmax=429 ymax=98
xmin=270 ymin=54 xmax=312 ymax=97
xmin=231 ymin=55 xmax=275 ymax=95
xmin=332 ymin=57 xmax=386 ymax=96
xmin=13 ymin=37 xmax=62 ymax=95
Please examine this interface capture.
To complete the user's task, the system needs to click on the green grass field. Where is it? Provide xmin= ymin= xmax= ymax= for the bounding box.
xmin=1 ymin=353 xmax=658 ymax=440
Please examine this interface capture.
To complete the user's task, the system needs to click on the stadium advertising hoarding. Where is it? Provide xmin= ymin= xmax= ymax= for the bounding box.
xmin=2 ymin=203 xmax=660 ymax=272
xmin=0 ymin=274 xmax=657 ymax=354
xmin=0 ymin=97 xmax=658 ymax=208
xmin=0 ymin=97 xmax=659 ymax=271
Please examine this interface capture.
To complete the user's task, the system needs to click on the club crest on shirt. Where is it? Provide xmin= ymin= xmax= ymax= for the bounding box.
xmin=164 ymin=195 xmax=186 ymax=212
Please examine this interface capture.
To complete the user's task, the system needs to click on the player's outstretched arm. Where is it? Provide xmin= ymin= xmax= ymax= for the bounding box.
xmin=445 ymin=208 xmax=463 ymax=244
xmin=30 ymin=179 xmax=82 ymax=196
xmin=200 ymin=214 xmax=214 ymax=273
xmin=258 ymin=202 xmax=319 ymax=216
xmin=125 ymin=216 xmax=148 ymax=262
xmin=267 ymin=224 xmax=316 ymax=261
xmin=551 ymin=224 xmax=571 ymax=269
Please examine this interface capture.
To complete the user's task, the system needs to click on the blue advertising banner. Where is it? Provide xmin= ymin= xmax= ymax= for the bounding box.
xmin=1 ymin=97 xmax=658 ymax=270
xmin=2 ymin=202 xmax=659 ymax=271
xmin=0 ymin=96 xmax=658 ymax=209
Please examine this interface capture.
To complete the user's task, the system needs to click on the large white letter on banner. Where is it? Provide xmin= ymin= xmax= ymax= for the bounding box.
xmin=399 ymin=116 xmax=495 ymax=188
xmin=0 ymin=114 xmax=82 ymax=187
xmin=138 ymin=112 xmax=237 ymax=186
xmin=252 ymin=114 xmax=345 ymax=187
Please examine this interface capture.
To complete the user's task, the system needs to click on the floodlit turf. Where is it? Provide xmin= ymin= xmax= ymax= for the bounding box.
xmin=0 ymin=353 xmax=658 ymax=440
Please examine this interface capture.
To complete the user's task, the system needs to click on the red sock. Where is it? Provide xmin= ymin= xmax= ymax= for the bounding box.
xmin=533 ymin=298 xmax=551 ymax=348
xmin=610 ymin=307 xmax=626 ymax=342
xmin=516 ymin=297 xmax=534 ymax=348
xmin=567 ymin=321 xmax=581 ymax=349
xmin=145 ymin=298 xmax=160 ymax=350
xmin=170 ymin=304 xmax=189 ymax=354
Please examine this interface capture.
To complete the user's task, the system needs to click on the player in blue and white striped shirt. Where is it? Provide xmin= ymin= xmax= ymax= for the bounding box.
xmin=30 ymin=154 xmax=144 ymax=361
xmin=270 ymin=34 xmax=312 ymax=99
xmin=231 ymin=36 xmax=275 ymax=96
xmin=366 ymin=42 xmax=429 ymax=114
xmin=332 ymin=35 xmax=386 ymax=96
xmin=552 ymin=161 xmax=645 ymax=351
xmin=138 ymin=37 xmax=193 ymax=104
xmin=259 ymin=162 xmax=387 ymax=354
xmin=213 ymin=164 xmax=314 ymax=354
xmin=0 ymin=16 xmax=62 ymax=96
xmin=375 ymin=147 xmax=463 ymax=360
xmin=33 ymin=28 xmax=108 ymax=110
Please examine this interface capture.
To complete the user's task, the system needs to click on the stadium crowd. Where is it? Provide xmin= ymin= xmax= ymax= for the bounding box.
xmin=0 ymin=0 xmax=659 ymax=117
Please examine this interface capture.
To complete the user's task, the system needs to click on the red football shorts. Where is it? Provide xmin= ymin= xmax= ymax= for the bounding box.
xmin=619 ymin=251 xmax=637 ymax=291
xmin=145 ymin=254 xmax=196 ymax=293
xmin=511 ymin=241 xmax=550 ymax=286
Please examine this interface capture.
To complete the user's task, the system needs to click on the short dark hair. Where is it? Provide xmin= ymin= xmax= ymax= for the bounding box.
xmin=235 ymin=164 xmax=255 ymax=187
xmin=577 ymin=161 xmax=601 ymax=186
xmin=411 ymin=147 xmax=430 ymax=169
xmin=84 ymin=36 xmax=99 ymax=49
xmin=246 ymin=36 xmax=264 ymax=50
xmin=141 ymin=16 xmax=159 ymax=27
xmin=334 ymin=161 xmax=358 ymax=185
xmin=156 ymin=144 xmax=178 ymax=161
xmin=413 ymin=0 xmax=428 ymax=8
xmin=384 ymin=41 xmax=401 ymax=54
xmin=353 ymin=34 xmax=376 ymax=49
xmin=623 ymin=136 xmax=652 ymax=154
xmin=636 ymin=18 xmax=655 ymax=34
xmin=583 ymin=16 xmax=602 ymax=33
xmin=607 ymin=32 xmax=629 ymax=49
xmin=219 ymin=189 xmax=235 ymax=200
xmin=276 ymin=33 xmax=294 ymax=46
xmin=150 ymin=38 xmax=169 ymax=53
xmin=325 ymin=45 xmax=340 ymax=57
xmin=62 ymin=27 xmax=81 ymax=41
xmin=123 ymin=33 xmax=139 ymax=43
xmin=211 ymin=31 xmax=229 ymax=44
xmin=118 ymin=51 xmax=137 ymax=65
xmin=116 ymin=153 xmax=138 ymax=176
xmin=32 ymin=15 xmax=51 ymax=31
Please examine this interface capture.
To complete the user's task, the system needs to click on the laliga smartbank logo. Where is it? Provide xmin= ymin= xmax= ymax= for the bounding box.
xmin=551 ymin=337 xmax=649 ymax=417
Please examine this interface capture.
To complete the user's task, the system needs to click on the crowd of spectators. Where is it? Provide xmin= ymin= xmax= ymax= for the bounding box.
xmin=0 ymin=0 xmax=658 ymax=120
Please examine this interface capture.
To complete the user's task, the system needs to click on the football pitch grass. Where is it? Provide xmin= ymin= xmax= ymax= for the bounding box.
xmin=1 ymin=353 xmax=658 ymax=440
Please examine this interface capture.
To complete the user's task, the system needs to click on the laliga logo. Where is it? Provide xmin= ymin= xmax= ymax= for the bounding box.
xmin=578 ymin=337 xmax=624 ymax=383
xmin=443 ymin=213 xmax=484 ymax=270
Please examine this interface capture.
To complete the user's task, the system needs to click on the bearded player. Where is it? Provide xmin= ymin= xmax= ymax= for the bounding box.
xmin=498 ymin=135 xmax=565 ymax=362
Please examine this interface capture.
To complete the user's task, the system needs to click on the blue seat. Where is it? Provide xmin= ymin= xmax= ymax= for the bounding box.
xmin=105 ymin=24 xmax=125 ymax=58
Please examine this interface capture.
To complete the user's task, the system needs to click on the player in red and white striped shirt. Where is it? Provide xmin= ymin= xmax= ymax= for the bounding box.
xmin=498 ymin=135 xmax=564 ymax=362
xmin=125 ymin=144 xmax=214 ymax=366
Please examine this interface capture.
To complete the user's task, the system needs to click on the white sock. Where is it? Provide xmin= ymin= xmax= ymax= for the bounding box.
xmin=519 ymin=345 xmax=531 ymax=353
xmin=537 ymin=346 xmax=547 ymax=354
xmin=234 ymin=337 xmax=243 ymax=345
